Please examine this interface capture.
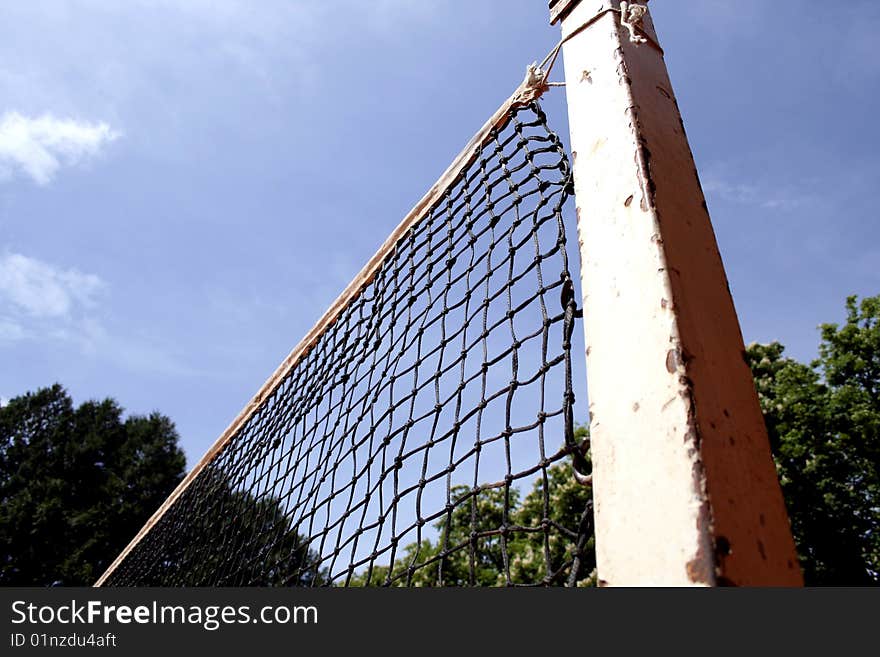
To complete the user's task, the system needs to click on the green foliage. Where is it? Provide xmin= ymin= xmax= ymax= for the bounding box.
xmin=350 ymin=425 xmax=595 ymax=587
xmin=140 ymin=470 xmax=326 ymax=586
xmin=745 ymin=294 xmax=880 ymax=585
xmin=0 ymin=384 xmax=187 ymax=586
xmin=348 ymin=485 xmax=514 ymax=587
xmin=4 ymin=295 xmax=876 ymax=587
xmin=510 ymin=438 xmax=596 ymax=587
xmin=353 ymin=294 xmax=880 ymax=587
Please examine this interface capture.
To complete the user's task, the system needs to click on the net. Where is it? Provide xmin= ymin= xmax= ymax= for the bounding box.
xmin=99 ymin=99 xmax=593 ymax=587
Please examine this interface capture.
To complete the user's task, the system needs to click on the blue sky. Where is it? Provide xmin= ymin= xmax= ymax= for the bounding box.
xmin=1 ymin=0 xmax=878 ymax=468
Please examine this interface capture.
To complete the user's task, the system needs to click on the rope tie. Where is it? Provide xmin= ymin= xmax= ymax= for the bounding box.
xmin=533 ymin=1 xmax=654 ymax=90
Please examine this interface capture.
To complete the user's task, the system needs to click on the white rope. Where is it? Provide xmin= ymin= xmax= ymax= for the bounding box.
xmin=620 ymin=2 xmax=649 ymax=44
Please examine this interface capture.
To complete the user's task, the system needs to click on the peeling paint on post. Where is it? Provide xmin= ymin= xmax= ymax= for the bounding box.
xmin=551 ymin=0 xmax=802 ymax=586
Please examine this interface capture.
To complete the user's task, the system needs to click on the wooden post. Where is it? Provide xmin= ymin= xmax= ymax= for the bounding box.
xmin=550 ymin=0 xmax=802 ymax=585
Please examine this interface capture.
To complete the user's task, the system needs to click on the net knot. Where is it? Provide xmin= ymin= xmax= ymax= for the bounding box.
xmin=514 ymin=63 xmax=550 ymax=106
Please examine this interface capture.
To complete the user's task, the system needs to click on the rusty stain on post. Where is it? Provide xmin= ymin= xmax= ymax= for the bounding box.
xmin=552 ymin=0 xmax=802 ymax=585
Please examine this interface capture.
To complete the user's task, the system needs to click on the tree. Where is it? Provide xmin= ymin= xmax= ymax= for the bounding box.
xmin=509 ymin=440 xmax=596 ymax=587
xmin=745 ymin=294 xmax=880 ymax=585
xmin=6 ymin=295 xmax=876 ymax=587
xmin=348 ymin=485 xmax=515 ymax=587
xmin=351 ymin=293 xmax=880 ymax=587
xmin=350 ymin=425 xmax=595 ymax=587
xmin=0 ymin=384 xmax=187 ymax=586
xmin=130 ymin=469 xmax=326 ymax=586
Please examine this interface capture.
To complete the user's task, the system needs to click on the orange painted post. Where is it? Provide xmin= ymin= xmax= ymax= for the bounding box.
xmin=549 ymin=0 xmax=802 ymax=585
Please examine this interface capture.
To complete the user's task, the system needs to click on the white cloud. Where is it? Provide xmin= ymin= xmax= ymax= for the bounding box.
xmin=0 ymin=112 xmax=120 ymax=185
xmin=0 ymin=252 xmax=194 ymax=377
xmin=75 ymin=318 xmax=198 ymax=378
xmin=0 ymin=253 xmax=105 ymax=319
xmin=0 ymin=318 xmax=26 ymax=342
xmin=702 ymin=178 xmax=760 ymax=205
xmin=702 ymin=176 xmax=806 ymax=212
xmin=0 ymin=1 xmax=439 ymax=121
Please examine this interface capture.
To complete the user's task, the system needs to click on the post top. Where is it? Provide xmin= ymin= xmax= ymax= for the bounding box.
xmin=549 ymin=0 xmax=651 ymax=25
xmin=548 ymin=0 xmax=580 ymax=25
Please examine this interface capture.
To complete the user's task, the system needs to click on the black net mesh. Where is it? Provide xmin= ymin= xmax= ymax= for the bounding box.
xmin=102 ymin=101 xmax=593 ymax=587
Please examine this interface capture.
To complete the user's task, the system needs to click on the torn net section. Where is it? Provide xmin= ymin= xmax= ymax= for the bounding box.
xmin=104 ymin=101 xmax=593 ymax=587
